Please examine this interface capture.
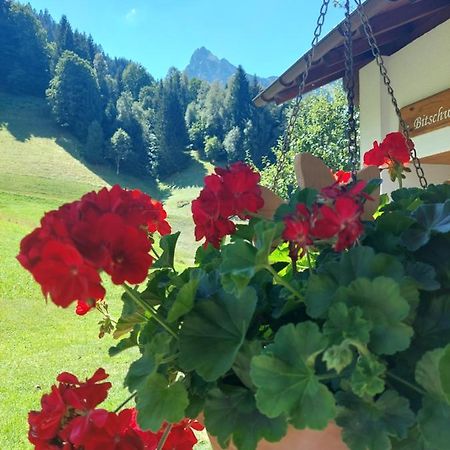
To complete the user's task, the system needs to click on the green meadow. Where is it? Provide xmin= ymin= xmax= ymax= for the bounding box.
xmin=0 ymin=93 xmax=211 ymax=448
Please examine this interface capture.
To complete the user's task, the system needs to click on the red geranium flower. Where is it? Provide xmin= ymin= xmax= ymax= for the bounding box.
xmin=57 ymin=368 xmax=112 ymax=411
xmin=31 ymin=241 xmax=105 ymax=308
xmin=192 ymin=162 xmax=264 ymax=247
xmin=333 ymin=170 xmax=352 ymax=184
xmin=364 ymin=132 xmax=411 ymax=167
xmin=217 ymin=162 xmax=264 ymax=217
xmin=28 ymin=386 xmax=66 ymax=445
xmin=18 ymin=185 xmax=167 ymax=313
xmin=155 ymin=419 xmax=204 ymax=450
xmin=282 ymin=204 xmax=313 ymax=260
xmin=97 ymin=214 xmax=153 ymax=285
xmin=312 ymin=197 xmax=363 ymax=251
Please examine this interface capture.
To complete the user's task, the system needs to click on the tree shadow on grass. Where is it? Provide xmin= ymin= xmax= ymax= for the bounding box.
xmin=84 ymin=161 xmax=170 ymax=201
xmin=161 ymin=153 xmax=208 ymax=189
xmin=0 ymin=93 xmax=58 ymax=142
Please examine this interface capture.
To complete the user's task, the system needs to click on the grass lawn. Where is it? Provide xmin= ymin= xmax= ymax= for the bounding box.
xmin=0 ymin=92 xmax=211 ymax=449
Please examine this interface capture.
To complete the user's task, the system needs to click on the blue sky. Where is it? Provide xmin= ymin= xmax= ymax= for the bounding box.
xmin=24 ymin=0 xmax=346 ymax=80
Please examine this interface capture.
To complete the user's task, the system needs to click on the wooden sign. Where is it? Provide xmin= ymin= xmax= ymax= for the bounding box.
xmin=400 ymin=88 xmax=450 ymax=138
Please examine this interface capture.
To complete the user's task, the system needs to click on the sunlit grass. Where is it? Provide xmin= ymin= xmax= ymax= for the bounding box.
xmin=0 ymin=92 xmax=211 ymax=449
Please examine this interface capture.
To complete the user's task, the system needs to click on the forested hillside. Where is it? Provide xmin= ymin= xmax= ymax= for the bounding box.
xmin=0 ymin=0 xmax=351 ymax=187
xmin=0 ymin=0 xmax=284 ymax=179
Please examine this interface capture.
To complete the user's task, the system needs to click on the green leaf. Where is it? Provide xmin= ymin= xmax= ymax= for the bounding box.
xmin=253 ymin=220 xmax=284 ymax=266
xmin=336 ymin=390 xmax=415 ymax=450
xmin=153 ymin=232 xmax=180 ymax=269
xmin=418 ymin=395 xmax=450 ymax=450
xmin=413 ymin=200 xmax=450 ymax=233
xmin=335 ymin=247 xmax=405 ymax=285
xmin=113 ymin=291 xmax=147 ymax=339
xmin=323 ymin=341 xmax=354 ymax=374
xmin=406 ymin=262 xmax=440 ymax=291
xmin=439 ymin=345 xmax=450 ymax=403
xmin=305 ymin=273 xmax=338 ymax=318
xmin=306 ymin=247 xmax=405 ymax=318
xmin=350 ymin=354 xmax=386 ymax=398
xmin=195 ymin=243 xmax=220 ymax=267
xmin=220 ymin=241 xmax=261 ymax=292
xmin=124 ymin=333 xmax=172 ymax=392
xmin=323 ymin=303 xmax=372 ymax=345
xmin=376 ymin=211 xmax=415 ymax=235
xmin=167 ymin=270 xmax=201 ymax=322
xmin=125 ymin=349 xmax=156 ymax=392
xmin=232 ymin=340 xmax=262 ymax=390
xmin=179 ymin=287 xmax=257 ymax=381
xmin=336 ymin=277 xmax=413 ymax=355
xmin=136 ymin=373 xmax=188 ymax=432
xmin=273 ymin=188 xmax=318 ymax=221
xmin=391 ymin=427 xmax=426 ymax=450
xmin=109 ymin=326 xmax=139 ymax=356
xmin=204 ymin=387 xmax=287 ymax=450
xmin=415 ymin=348 xmax=446 ymax=400
xmin=402 ymin=201 xmax=450 ymax=251
xmin=250 ymin=322 xmax=336 ymax=429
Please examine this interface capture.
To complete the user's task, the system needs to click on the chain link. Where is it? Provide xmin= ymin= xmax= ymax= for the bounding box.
xmin=343 ymin=0 xmax=359 ymax=178
xmin=354 ymin=0 xmax=428 ymax=188
xmin=271 ymin=0 xmax=331 ymax=190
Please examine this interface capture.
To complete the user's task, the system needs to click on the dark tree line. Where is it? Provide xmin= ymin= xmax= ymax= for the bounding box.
xmin=0 ymin=0 xmax=349 ymax=182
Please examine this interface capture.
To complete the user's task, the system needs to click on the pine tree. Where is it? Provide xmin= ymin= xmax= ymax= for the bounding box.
xmin=0 ymin=1 xmax=50 ymax=96
xmin=56 ymin=15 xmax=74 ymax=55
xmin=153 ymin=78 xmax=190 ymax=178
xmin=224 ymin=65 xmax=251 ymax=129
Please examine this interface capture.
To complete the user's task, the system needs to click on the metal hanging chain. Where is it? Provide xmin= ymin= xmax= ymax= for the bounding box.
xmin=271 ymin=0 xmax=331 ymax=190
xmin=343 ymin=0 xmax=359 ymax=178
xmin=354 ymin=0 xmax=428 ymax=188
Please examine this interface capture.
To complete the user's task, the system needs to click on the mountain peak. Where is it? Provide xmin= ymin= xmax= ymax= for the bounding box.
xmin=185 ymin=47 xmax=275 ymax=87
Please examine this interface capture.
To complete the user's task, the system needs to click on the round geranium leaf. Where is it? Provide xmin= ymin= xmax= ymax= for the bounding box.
xmin=204 ymin=387 xmax=287 ymax=450
xmin=336 ymin=277 xmax=413 ymax=355
xmin=136 ymin=373 xmax=188 ymax=432
xmin=250 ymin=322 xmax=336 ymax=429
xmin=179 ymin=287 xmax=257 ymax=381
xmin=418 ymin=395 xmax=450 ymax=450
xmin=336 ymin=390 xmax=415 ymax=450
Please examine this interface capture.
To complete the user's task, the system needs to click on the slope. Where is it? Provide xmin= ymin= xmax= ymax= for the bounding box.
xmin=0 ymin=92 xmax=211 ymax=449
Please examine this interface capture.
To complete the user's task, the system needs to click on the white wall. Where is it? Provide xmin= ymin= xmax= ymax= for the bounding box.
xmin=359 ymin=19 xmax=450 ymax=191
xmin=381 ymin=164 xmax=449 ymax=192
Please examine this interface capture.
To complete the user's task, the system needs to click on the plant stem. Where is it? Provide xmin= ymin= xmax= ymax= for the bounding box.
xmin=95 ymin=304 xmax=117 ymax=324
xmin=114 ymin=392 xmax=137 ymax=413
xmin=398 ymin=176 xmax=403 ymax=189
xmin=265 ymin=265 xmax=303 ymax=301
xmin=157 ymin=424 xmax=173 ymax=450
xmin=151 ymin=246 xmax=161 ymax=259
xmin=123 ymin=284 xmax=178 ymax=339
xmin=387 ymin=371 xmax=426 ymax=396
xmin=317 ymin=372 xmax=338 ymax=381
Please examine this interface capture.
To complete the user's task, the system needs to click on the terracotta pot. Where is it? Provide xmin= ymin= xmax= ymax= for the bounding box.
xmin=198 ymin=415 xmax=348 ymax=450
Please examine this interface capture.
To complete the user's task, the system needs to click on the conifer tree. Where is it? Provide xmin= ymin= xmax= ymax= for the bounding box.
xmin=153 ymin=77 xmax=190 ymax=177
xmin=224 ymin=65 xmax=251 ymax=129
xmin=56 ymin=15 xmax=74 ymax=55
xmin=0 ymin=1 xmax=50 ymax=96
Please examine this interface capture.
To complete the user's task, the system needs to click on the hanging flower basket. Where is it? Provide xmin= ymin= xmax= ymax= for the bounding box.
xmin=18 ymin=130 xmax=450 ymax=450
